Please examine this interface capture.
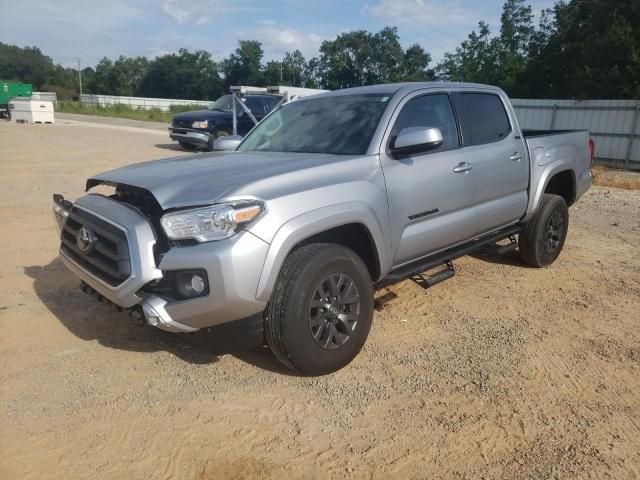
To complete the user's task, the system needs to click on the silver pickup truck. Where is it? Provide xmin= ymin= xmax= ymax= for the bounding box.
xmin=53 ymin=82 xmax=593 ymax=374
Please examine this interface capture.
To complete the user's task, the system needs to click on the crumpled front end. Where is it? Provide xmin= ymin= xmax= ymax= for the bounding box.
xmin=52 ymin=191 xmax=269 ymax=333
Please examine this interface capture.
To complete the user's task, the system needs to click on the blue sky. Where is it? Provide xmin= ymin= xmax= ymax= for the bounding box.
xmin=1 ymin=0 xmax=554 ymax=69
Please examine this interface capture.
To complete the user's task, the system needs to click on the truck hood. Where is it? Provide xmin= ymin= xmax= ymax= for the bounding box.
xmin=172 ymin=109 xmax=230 ymax=122
xmin=87 ymin=151 xmax=360 ymax=210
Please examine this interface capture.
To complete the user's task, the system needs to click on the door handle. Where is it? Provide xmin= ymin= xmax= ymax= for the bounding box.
xmin=510 ymin=152 xmax=523 ymax=161
xmin=453 ymin=162 xmax=473 ymax=173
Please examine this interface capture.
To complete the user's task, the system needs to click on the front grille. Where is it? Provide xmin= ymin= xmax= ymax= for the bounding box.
xmin=172 ymin=119 xmax=192 ymax=128
xmin=60 ymin=207 xmax=131 ymax=287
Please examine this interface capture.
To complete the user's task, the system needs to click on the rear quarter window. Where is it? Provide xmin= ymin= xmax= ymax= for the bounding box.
xmin=453 ymin=93 xmax=511 ymax=145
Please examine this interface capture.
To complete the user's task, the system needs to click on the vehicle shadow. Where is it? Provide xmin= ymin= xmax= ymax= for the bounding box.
xmin=25 ymin=258 xmax=292 ymax=373
xmin=471 ymin=248 xmax=533 ymax=268
xmin=154 ymin=143 xmax=191 ymax=152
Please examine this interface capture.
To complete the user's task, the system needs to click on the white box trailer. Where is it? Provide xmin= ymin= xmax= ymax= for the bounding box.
xmin=9 ymin=98 xmax=55 ymax=124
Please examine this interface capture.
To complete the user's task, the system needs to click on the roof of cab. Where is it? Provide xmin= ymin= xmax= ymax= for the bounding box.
xmin=302 ymin=82 xmax=504 ymax=100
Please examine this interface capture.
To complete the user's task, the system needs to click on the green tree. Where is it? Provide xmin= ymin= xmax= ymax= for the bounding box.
xmin=500 ymin=0 xmax=534 ymax=56
xmin=318 ymin=27 xmax=431 ymax=89
xmin=402 ymin=44 xmax=433 ymax=81
xmin=0 ymin=43 xmax=56 ymax=89
xmin=222 ymin=40 xmax=265 ymax=87
xmin=319 ymin=30 xmax=374 ymax=88
xmin=282 ymin=50 xmax=306 ymax=86
xmin=498 ymin=0 xmax=535 ymax=95
xmin=90 ymin=58 xmax=114 ymax=94
xmin=111 ymin=56 xmax=149 ymax=96
xmin=436 ymin=21 xmax=501 ymax=85
xmin=137 ymin=49 xmax=223 ymax=100
xmin=528 ymin=0 xmax=640 ymax=98
xmin=302 ymin=57 xmax=322 ymax=88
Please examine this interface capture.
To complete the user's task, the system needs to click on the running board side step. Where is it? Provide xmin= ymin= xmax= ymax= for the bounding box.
xmin=410 ymin=261 xmax=455 ymax=289
xmin=377 ymin=225 xmax=521 ymax=289
xmin=483 ymin=234 xmax=518 ymax=256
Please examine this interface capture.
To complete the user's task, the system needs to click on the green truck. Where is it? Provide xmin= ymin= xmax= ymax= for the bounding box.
xmin=1 ymin=82 xmax=32 ymax=119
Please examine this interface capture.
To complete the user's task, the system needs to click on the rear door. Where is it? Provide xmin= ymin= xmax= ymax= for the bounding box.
xmin=450 ymin=91 xmax=529 ymax=234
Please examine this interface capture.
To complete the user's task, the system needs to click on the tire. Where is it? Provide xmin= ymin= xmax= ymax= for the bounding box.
xmin=264 ymin=243 xmax=374 ymax=375
xmin=519 ymin=193 xmax=569 ymax=267
xmin=207 ymin=130 xmax=229 ymax=151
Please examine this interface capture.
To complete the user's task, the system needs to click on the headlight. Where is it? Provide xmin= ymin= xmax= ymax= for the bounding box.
xmin=160 ymin=201 xmax=264 ymax=242
xmin=192 ymin=120 xmax=208 ymax=129
xmin=52 ymin=194 xmax=71 ymax=232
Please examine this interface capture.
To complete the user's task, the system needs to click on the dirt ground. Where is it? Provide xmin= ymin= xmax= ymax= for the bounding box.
xmin=1 ymin=119 xmax=639 ymax=480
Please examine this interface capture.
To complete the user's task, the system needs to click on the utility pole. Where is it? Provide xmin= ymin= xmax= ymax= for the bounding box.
xmin=77 ymin=57 xmax=83 ymax=96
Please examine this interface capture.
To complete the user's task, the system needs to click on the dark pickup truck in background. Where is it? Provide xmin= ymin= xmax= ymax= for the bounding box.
xmin=168 ymin=94 xmax=279 ymax=151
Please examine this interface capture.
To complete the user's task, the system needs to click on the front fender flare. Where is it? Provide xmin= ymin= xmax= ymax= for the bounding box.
xmin=254 ymin=202 xmax=390 ymax=302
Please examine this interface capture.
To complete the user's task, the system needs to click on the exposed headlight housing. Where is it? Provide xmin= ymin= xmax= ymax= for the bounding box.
xmin=160 ymin=201 xmax=264 ymax=242
xmin=192 ymin=120 xmax=208 ymax=129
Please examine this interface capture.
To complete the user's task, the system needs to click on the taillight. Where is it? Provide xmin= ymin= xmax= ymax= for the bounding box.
xmin=588 ymin=138 xmax=595 ymax=164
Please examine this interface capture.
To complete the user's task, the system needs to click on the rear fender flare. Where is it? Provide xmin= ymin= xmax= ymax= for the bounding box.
xmin=524 ymin=161 xmax=576 ymax=222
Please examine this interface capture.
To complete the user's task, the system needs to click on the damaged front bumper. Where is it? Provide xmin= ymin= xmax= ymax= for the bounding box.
xmin=53 ymin=193 xmax=269 ymax=333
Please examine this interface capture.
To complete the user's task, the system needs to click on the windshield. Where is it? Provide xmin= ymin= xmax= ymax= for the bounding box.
xmin=208 ymin=95 xmax=234 ymax=112
xmin=237 ymin=94 xmax=391 ymax=155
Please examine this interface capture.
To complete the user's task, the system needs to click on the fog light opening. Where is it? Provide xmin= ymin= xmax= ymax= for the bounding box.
xmin=190 ymin=274 xmax=206 ymax=294
xmin=174 ymin=269 xmax=209 ymax=299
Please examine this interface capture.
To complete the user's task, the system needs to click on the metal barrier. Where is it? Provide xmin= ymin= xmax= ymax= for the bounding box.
xmin=80 ymin=94 xmax=209 ymax=112
xmin=32 ymin=92 xmax=58 ymax=103
xmin=512 ymin=99 xmax=640 ymax=170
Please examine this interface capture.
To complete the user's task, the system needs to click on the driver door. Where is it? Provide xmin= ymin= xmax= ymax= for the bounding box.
xmin=380 ymin=92 xmax=476 ymax=267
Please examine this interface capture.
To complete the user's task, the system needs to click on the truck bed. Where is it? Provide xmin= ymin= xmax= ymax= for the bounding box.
xmin=522 ymin=129 xmax=587 ymax=138
xmin=522 ymin=128 xmax=592 ymax=216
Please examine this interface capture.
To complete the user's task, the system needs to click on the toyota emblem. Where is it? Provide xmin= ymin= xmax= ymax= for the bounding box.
xmin=76 ymin=226 xmax=97 ymax=255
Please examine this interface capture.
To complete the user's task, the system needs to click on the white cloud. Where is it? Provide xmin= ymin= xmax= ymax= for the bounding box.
xmin=240 ymin=26 xmax=325 ymax=59
xmin=162 ymin=0 xmax=213 ymax=25
xmin=362 ymin=0 xmax=480 ymax=26
xmin=161 ymin=0 xmax=262 ymax=26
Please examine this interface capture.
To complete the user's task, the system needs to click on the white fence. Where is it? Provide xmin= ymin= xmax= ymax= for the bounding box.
xmin=512 ymin=99 xmax=640 ymax=170
xmin=80 ymin=94 xmax=209 ymax=112
xmin=32 ymin=92 xmax=57 ymax=103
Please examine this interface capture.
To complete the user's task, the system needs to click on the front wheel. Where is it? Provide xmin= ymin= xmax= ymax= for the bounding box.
xmin=264 ymin=243 xmax=374 ymax=375
xmin=519 ymin=193 xmax=569 ymax=267
xmin=207 ymin=130 xmax=229 ymax=151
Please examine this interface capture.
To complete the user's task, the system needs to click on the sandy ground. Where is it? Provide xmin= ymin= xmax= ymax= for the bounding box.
xmin=1 ymin=119 xmax=639 ymax=480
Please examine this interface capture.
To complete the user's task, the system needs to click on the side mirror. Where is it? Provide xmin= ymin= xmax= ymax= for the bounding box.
xmin=391 ymin=127 xmax=443 ymax=158
xmin=213 ymin=135 xmax=243 ymax=151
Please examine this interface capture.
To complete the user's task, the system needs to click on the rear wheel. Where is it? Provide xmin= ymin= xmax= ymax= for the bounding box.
xmin=264 ymin=243 xmax=374 ymax=375
xmin=519 ymin=193 xmax=569 ymax=267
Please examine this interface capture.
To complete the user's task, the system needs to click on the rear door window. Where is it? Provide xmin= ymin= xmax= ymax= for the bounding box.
xmin=452 ymin=93 xmax=511 ymax=145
